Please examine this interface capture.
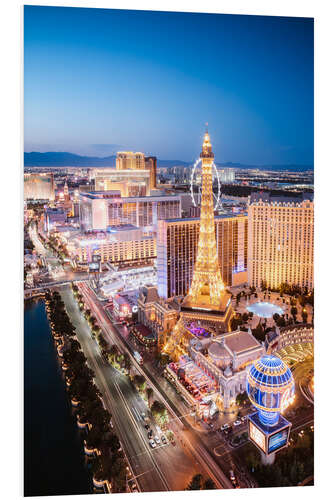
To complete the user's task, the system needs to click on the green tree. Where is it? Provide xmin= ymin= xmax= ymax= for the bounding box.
xmin=186 ymin=474 xmax=203 ymax=490
xmin=151 ymin=400 xmax=169 ymax=427
xmin=146 ymin=387 xmax=154 ymax=408
xmin=133 ymin=375 xmax=146 ymax=393
xmin=203 ymin=478 xmax=216 ymax=490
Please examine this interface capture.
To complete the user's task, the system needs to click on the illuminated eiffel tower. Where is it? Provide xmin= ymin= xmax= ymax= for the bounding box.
xmin=163 ymin=130 xmax=233 ymax=360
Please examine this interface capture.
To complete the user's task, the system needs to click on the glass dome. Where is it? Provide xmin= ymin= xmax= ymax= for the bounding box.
xmin=246 ymin=354 xmax=295 ymax=426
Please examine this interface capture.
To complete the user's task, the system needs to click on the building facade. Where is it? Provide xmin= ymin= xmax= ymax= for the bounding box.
xmin=145 ymin=156 xmax=157 ymax=190
xmin=248 ymin=193 xmax=314 ymax=290
xmin=44 ymin=207 xmax=67 ymax=233
xmin=24 ymin=173 xmax=55 ymax=200
xmin=92 ymin=168 xmax=151 ymax=196
xmin=217 ymin=168 xmax=235 ymax=184
xmin=116 ymin=151 xmax=145 ymax=170
xmin=157 ymin=214 xmax=248 ymax=299
xmin=67 ymin=225 xmax=156 ymax=266
xmin=80 ymin=191 xmax=181 ymax=231
xmin=137 ymin=286 xmax=180 ymax=349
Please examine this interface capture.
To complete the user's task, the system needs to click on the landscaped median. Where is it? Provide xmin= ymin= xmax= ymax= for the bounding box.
xmin=71 ymin=283 xmax=171 ymax=434
xmin=44 ymin=290 xmax=128 ymax=493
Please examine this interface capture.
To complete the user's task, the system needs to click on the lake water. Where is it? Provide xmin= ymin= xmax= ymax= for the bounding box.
xmin=24 ymin=298 xmax=93 ymax=497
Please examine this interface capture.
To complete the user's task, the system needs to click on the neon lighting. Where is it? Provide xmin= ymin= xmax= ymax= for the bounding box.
xmin=189 ymin=323 xmax=211 ymax=338
xmin=246 ymin=354 xmax=295 ymax=427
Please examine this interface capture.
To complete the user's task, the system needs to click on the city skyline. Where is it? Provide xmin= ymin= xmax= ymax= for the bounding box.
xmin=24 ymin=6 xmax=313 ymax=165
xmin=24 ymin=5 xmax=315 ymax=495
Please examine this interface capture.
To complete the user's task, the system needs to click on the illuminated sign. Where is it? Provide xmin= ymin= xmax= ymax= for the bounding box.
xmin=89 ymin=262 xmax=100 ymax=271
xmin=249 ymin=421 xmax=266 ymax=453
xmin=268 ymin=429 xmax=289 ymax=454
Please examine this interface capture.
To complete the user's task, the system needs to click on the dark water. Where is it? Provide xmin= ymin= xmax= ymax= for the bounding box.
xmin=24 ymin=299 xmax=93 ymax=497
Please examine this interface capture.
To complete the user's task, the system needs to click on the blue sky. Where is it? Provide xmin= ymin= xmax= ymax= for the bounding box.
xmin=24 ymin=6 xmax=313 ymax=165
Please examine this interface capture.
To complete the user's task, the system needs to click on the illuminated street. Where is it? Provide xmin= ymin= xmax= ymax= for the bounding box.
xmin=60 ymin=284 xmax=202 ymax=492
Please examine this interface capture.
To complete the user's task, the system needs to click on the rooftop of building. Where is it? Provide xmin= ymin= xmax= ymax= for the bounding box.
xmin=162 ymin=213 xmax=248 ymax=224
xmin=249 ymin=191 xmax=314 ymax=205
xmin=45 ymin=207 xmax=66 ymax=214
xmin=79 ymin=190 xmax=121 ymax=200
xmin=80 ymin=190 xmax=181 ymax=202
xmin=133 ymin=324 xmax=154 ymax=339
xmin=219 ymin=329 xmax=262 ymax=354
xmin=139 ymin=285 xmax=160 ymax=304
xmin=107 ymin=224 xmax=139 ymax=232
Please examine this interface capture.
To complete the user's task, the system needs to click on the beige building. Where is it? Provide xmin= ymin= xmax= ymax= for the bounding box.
xmin=68 ymin=225 xmax=156 ymax=266
xmin=116 ymin=151 xmax=145 ymax=170
xmin=248 ymin=192 xmax=314 ymax=290
xmin=24 ymin=173 xmax=55 ymax=200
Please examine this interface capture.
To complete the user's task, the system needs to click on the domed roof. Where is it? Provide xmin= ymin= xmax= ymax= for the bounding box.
xmin=208 ymin=341 xmax=232 ymax=362
xmin=246 ymin=354 xmax=295 ymax=422
xmin=248 ymin=355 xmax=293 ymax=389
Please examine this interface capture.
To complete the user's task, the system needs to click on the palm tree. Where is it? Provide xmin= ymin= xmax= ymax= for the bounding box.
xmin=133 ymin=375 xmax=146 ymax=393
xmin=203 ymin=478 xmax=216 ymax=490
xmin=146 ymin=387 xmax=154 ymax=408
xmin=186 ymin=474 xmax=203 ymax=490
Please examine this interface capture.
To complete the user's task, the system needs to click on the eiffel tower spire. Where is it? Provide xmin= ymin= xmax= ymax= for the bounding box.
xmin=182 ymin=130 xmax=226 ymax=309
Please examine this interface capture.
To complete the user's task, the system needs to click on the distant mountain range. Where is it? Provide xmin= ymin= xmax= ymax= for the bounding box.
xmin=24 ymin=152 xmax=313 ymax=172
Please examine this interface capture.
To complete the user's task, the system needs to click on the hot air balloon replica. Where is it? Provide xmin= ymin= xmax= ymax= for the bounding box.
xmin=246 ymin=354 xmax=295 ymax=464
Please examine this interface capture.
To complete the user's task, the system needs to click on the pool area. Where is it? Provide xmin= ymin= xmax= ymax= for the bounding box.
xmin=247 ymin=301 xmax=284 ymax=319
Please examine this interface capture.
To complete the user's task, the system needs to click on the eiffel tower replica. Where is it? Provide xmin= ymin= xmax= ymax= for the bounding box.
xmin=163 ymin=130 xmax=234 ymax=360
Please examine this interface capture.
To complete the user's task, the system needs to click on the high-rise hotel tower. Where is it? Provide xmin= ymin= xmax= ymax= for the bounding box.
xmin=163 ymin=131 xmax=233 ymax=360
xmin=248 ymin=192 xmax=314 ymax=290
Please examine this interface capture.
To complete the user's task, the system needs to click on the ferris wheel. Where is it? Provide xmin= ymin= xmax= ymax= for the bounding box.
xmin=190 ymin=158 xmax=222 ymax=210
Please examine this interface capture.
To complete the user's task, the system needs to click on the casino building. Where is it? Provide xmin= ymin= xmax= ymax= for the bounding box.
xmin=79 ymin=191 xmax=181 ymax=232
xmin=165 ymin=328 xmax=264 ymax=412
xmin=248 ymin=192 xmax=314 ymax=290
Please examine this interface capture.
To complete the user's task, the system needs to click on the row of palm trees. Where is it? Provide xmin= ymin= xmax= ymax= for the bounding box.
xmin=44 ymin=290 xmax=127 ymax=493
xmin=186 ymin=474 xmax=216 ymax=490
xmin=71 ymin=284 xmax=133 ymax=375
xmin=71 ymin=284 xmax=169 ymax=433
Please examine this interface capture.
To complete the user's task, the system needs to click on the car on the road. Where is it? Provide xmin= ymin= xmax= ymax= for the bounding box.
xmin=141 ymin=412 xmax=146 ymax=419
xmin=144 ymin=424 xmax=150 ymax=430
xmin=221 ymin=423 xmax=230 ymax=431
xmin=229 ymin=470 xmax=235 ymax=481
xmin=234 ymin=420 xmax=242 ymax=426
xmin=161 ymin=435 xmax=167 ymax=445
xmin=154 ymin=436 xmax=161 ymax=445
xmin=148 ymin=430 xmax=153 ymax=439
xmin=149 ymin=439 xmax=156 ymax=448
xmin=240 ymin=416 xmax=247 ymax=423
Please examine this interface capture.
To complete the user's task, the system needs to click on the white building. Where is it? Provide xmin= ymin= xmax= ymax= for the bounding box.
xmin=79 ymin=191 xmax=181 ymax=232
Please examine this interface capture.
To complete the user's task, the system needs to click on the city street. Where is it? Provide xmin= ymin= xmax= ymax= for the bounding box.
xmin=60 ymin=285 xmax=201 ymax=492
xmin=77 ymin=281 xmax=233 ymax=489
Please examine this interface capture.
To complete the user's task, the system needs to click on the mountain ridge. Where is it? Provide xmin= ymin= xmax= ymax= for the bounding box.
xmin=24 ymin=152 xmax=313 ymax=172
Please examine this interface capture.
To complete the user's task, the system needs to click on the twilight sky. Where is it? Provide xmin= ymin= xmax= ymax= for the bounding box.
xmin=24 ymin=6 xmax=314 ymax=165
